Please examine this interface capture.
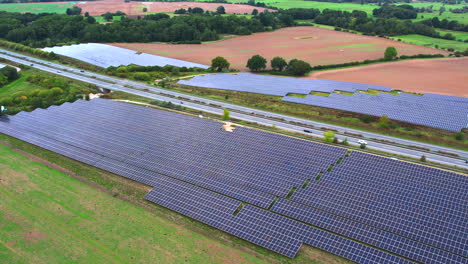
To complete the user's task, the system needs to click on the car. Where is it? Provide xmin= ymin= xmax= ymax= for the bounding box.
xmin=357 ymin=139 xmax=368 ymax=145
xmin=57 ymin=71 xmax=61 ymax=73
xmin=303 ymin=129 xmax=312 ymax=133
xmin=80 ymin=70 xmax=84 ymax=73
xmin=30 ymin=64 xmax=34 ymax=66
xmin=390 ymin=157 xmax=398 ymax=161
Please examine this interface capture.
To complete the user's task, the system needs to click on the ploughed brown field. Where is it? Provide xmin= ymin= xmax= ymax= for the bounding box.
xmin=308 ymin=57 xmax=468 ymax=97
xmin=76 ymin=0 xmax=270 ymax=16
xmin=111 ymin=27 xmax=449 ymax=71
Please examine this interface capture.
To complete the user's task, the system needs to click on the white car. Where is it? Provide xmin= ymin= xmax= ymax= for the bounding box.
xmin=357 ymin=139 xmax=368 ymax=145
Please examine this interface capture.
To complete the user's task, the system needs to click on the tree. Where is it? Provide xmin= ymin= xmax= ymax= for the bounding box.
xmin=246 ymin=55 xmax=267 ymax=71
xmin=222 ymin=108 xmax=230 ymax=120
xmin=252 ymin=9 xmax=259 ymax=15
xmin=360 ymin=143 xmax=366 ymax=149
xmin=270 ymin=57 xmax=287 ymax=71
xmin=101 ymin=12 xmax=114 ymax=22
xmin=0 ymin=66 xmax=19 ymax=82
xmin=420 ymin=155 xmax=427 ymax=162
xmin=84 ymin=12 xmax=90 ymax=17
xmin=378 ymin=115 xmax=390 ymax=128
xmin=211 ymin=56 xmax=230 ymax=71
xmin=287 ymin=59 xmax=311 ymax=76
xmin=384 ymin=47 xmax=398 ymax=60
xmin=191 ymin=7 xmax=204 ymax=14
xmin=323 ymin=130 xmax=335 ymax=142
xmin=66 ymin=6 xmax=82 ymax=16
xmin=143 ymin=7 xmax=148 ymax=12
xmin=216 ymin=6 xmax=226 ymax=14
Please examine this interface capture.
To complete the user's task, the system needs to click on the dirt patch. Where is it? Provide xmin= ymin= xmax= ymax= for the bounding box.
xmin=75 ymin=0 xmax=271 ymax=16
xmin=23 ymin=229 xmax=47 ymax=243
xmin=111 ymin=26 xmax=449 ymax=71
xmin=308 ymin=57 xmax=468 ymax=96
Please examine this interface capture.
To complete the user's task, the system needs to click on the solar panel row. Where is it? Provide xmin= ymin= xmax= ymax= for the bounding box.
xmin=0 ymin=99 xmax=465 ymax=263
xmin=146 ymin=175 xmax=414 ymax=263
xmin=283 ymin=92 xmax=468 ymax=132
xmin=178 ymin=73 xmax=392 ymax=97
xmin=43 ymin=43 xmax=210 ymax=69
xmin=292 ymin=152 xmax=468 ymax=257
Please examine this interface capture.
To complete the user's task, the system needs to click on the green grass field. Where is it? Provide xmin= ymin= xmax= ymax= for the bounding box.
xmin=394 ymin=34 xmax=468 ymax=51
xmin=0 ymin=2 xmax=71 ymax=14
xmin=436 ymin=29 xmax=468 ymax=41
xmin=0 ymin=144 xmax=272 ymax=264
xmin=94 ymin=15 xmax=123 ymax=23
xmin=221 ymin=0 xmax=468 ymax=23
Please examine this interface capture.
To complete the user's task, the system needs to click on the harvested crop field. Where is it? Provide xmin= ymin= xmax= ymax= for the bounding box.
xmin=112 ymin=27 xmax=449 ymax=71
xmin=308 ymin=57 xmax=468 ymax=97
xmin=75 ymin=0 xmax=271 ymax=16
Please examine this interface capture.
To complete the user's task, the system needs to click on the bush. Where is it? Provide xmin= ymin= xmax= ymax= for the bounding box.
xmin=360 ymin=143 xmax=366 ymax=149
xmin=420 ymin=155 xmax=426 ymax=162
xmin=222 ymin=108 xmax=230 ymax=120
xmin=323 ymin=130 xmax=335 ymax=142
xmin=362 ymin=115 xmax=373 ymax=123
xmin=455 ymin=132 xmax=464 ymax=141
xmin=342 ymin=138 xmax=349 ymax=145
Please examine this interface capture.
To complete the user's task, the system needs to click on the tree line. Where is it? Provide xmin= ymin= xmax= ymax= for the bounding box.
xmin=0 ymin=11 xmax=294 ymax=47
xmin=0 ymin=6 xmax=462 ymax=48
xmin=211 ymin=55 xmax=312 ymax=76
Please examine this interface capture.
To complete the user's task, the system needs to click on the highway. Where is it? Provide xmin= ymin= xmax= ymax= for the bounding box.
xmin=1 ymin=48 xmax=467 ymax=169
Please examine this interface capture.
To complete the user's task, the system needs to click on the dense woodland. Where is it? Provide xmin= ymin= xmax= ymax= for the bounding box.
xmin=0 ymin=7 xmax=462 ymax=48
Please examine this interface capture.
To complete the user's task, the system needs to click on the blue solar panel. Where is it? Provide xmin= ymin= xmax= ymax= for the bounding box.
xmin=178 ymin=73 xmax=392 ymax=96
xmin=283 ymin=92 xmax=468 ymax=132
xmin=0 ymin=99 xmax=465 ymax=263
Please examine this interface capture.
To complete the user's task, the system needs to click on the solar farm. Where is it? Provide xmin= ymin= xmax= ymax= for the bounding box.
xmin=42 ymin=43 xmax=209 ymax=69
xmin=0 ymin=99 xmax=466 ymax=263
xmin=178 ymin=73 xmax=468 ymax=132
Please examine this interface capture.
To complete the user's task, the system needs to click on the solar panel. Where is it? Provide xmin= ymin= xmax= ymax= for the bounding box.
xmin=42 ymin=43 xmax=210 ymax=69
xmin=178 ymin=72 xmax=392 ymax=96
xmin=283 ymin=92 xmax=468 ymax=132
xmin=0 ymin=99 xmax=465 ymax=263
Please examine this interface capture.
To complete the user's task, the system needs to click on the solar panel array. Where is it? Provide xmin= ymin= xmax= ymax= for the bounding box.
xmin=283 ymin=92 xmax=468 ymax=132
xmin=177 ymin=73 xmax=392 ymax=96
xmin=42 ymin=43 xmax=209 ymax=69
xmin=0 ymin=99 xmax=466 ymax=263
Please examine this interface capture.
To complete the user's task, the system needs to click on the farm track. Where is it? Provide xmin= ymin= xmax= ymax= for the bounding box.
xmin=0 ymin=48 xmax=467 ymax=171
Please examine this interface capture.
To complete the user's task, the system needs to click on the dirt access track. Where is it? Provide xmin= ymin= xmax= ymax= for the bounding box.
xmin=308 ymin=57 xmax=468 ymax=97
xmin=112 ymin=26 xmax=449 ymax=71
xmin=75 ymin=0 xmax=271 ymax=16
